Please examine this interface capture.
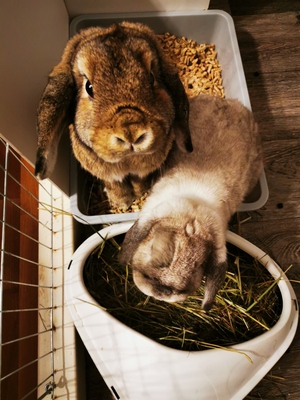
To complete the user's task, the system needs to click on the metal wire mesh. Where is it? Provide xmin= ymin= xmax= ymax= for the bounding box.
xmin=0 ymin=136 xmax=75 ymax=400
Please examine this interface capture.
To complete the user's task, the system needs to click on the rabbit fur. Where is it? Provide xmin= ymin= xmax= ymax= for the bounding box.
xmin=35 ymin=22 xmax=192 ymax=209
xmin=119 ymin=94 xmax=263 ymax=311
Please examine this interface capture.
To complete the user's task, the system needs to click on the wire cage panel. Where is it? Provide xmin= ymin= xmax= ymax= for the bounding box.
xmin=0 ymin=135 xmax=76 ymax=400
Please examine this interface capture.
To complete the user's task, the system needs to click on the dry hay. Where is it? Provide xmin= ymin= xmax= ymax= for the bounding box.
xmin=83 ymin=236 xmax=282 ymax=352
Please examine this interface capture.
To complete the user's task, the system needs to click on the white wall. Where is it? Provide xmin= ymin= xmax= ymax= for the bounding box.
xmin=0 ymin=0 xmax=70 ymax=194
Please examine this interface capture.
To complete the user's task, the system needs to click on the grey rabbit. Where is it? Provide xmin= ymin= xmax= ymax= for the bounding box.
xmin=118 ymin=94 xmax=263 ymax=311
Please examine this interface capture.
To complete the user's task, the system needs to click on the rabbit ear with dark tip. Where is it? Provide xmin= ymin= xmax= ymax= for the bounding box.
xmin=118 ymin=220 xmax=153 ymax=265
xmin=202 ymin=258 xmax=227 ymax=312
xmin=160 ymin=63 xmax=193 ymax=153
xmin=35 ymin=69 xmax=76 ymax=179
xmin=35 ymin=28 xmax=100 ymax=179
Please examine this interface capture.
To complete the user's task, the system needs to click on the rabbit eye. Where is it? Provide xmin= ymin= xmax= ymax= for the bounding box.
xmin=85 ymin=80 xmax=94 ymax=98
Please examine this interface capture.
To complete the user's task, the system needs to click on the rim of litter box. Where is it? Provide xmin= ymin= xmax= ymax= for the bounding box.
xmin=66 ymin=221 xmax=298 ymax=398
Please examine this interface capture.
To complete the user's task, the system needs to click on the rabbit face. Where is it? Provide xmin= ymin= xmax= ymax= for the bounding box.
xmin=73 ymin=40 xmax=176 ymax=163
xmin=118 ymin=215 xmax=226 ymax=310
xmin=35 ymin=22 xmax=192 ymax=186
xmin=131 ymin=225 xmax=209 ymax=303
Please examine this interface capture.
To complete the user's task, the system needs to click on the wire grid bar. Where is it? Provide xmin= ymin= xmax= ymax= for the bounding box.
xmin=2 ymin=249 xmax=53 ymax=269
xmin=0 ymin=136 xmax=57 ymax=400
xmin=2 ymin=307 xmax=53 ymax=313
xmin=1 ymin=279 xmax=52 ymax=290
xmin=0 ymin=349 xmax=53 ymax=382
xmin=2 ymin=328 xmax=52 ymax=347
xmin=20 ymin=373 xmax=53 ymax=400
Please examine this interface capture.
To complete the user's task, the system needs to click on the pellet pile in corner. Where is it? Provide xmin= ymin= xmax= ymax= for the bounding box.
xmin=157 ymin=33 xmax=225 ymax=99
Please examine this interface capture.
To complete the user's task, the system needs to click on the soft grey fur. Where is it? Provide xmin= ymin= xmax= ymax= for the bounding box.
xmin=119 ymin=94 xmax=263 ymax=311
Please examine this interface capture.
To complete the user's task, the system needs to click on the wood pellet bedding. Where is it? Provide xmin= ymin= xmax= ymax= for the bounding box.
xmin=157 ymin=33 xmax=224 ymax=98
xmin=86 ymin=34 xmax=225 ymax=216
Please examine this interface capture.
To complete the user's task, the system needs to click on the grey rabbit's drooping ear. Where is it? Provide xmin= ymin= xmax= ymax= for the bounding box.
xmin=202 ymin=256 xmax=227 ymax=311
xmin=118 ymin=220 xmax=153 ymax=265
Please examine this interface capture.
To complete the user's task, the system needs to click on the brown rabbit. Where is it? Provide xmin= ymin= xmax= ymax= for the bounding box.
xmin=35 ymin=22 xmax=192 ymax=209
xmin=119 ymin=94 xmax=263 ymax=311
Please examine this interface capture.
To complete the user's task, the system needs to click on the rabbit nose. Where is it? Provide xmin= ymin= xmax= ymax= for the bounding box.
xmin=114 ymin=108 xmax=153 ymax=149
xmin=133 ymin=131 xmax=148 ymax=145
xmin=115 ymin=129 xmax=152 ymax=150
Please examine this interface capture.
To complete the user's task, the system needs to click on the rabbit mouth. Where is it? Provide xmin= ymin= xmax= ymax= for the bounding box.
xmin=133 ymin=270 xmax=190 ymax=303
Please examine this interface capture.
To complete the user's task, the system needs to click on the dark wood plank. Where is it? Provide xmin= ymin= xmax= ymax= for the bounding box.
xmin=229 ymin=0 xmax=300 ymax=15
xmin=230 ymin=3 xmax=300 ymax=398
xmin=237 ymin=216 xmax=300 ymax=270
xmin=233 ymin=13 xmax=300 ymax=74
xmin=260 ymin=138 xmax=300 ymax=220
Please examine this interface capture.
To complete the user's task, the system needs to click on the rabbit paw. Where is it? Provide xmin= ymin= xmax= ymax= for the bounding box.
xmin=104 ymin=180 xmax=134 ymax=211
xmin=130 ymin=172 xmax=158 ymax=199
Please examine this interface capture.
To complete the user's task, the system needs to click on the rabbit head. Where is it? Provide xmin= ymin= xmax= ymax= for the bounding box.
xmin=119 ymin=213 xmax=227 ymax=311
xmin=35 ymin=22 xmax=192 ymax=183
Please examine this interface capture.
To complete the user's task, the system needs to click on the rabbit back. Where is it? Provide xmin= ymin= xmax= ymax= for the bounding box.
xmin=160 ymin=95 xmax=263 ymax=214
xmin=119 ymin=95 xmax=263 ymax=310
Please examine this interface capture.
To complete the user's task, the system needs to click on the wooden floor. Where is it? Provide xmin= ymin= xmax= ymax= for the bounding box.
xmin=81 ymin=1 xmax=300 ymax=398
xmin=224 ymin=1 xmax=300 ymax=398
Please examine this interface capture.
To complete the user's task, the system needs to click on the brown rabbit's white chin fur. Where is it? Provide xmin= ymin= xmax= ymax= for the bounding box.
xmin=118 ymin=94 xmax=263 ymax=310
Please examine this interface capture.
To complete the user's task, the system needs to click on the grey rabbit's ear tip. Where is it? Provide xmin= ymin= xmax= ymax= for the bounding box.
xmin=201 ymin=301 xmax=213 ymax=313
xmin=117 ymin=248 xmax=128 ymax=265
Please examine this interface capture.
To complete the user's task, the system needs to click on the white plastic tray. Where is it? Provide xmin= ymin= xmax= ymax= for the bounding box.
xmin=66 ymin=222 xmax=298 ymax=400
xmin=69 ymin=10 xmax=269 ymax=224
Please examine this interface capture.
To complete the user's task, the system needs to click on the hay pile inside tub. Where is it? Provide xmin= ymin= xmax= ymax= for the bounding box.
xmin=83 ymin=235 xmax=282 ymax=352
xmin=86 ymin=33 xmax=224 ymax=216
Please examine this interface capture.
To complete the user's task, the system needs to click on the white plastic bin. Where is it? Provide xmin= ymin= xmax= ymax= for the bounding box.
xmin=66 ymin=222 xmax=298 ymax=400
xmin=69 ymin=10 xmax=269 ymax=224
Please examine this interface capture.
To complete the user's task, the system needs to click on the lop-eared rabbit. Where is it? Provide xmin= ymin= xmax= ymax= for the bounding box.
xmin=119 ymin=94 xmax=263 ymax=311
xmin=35 ymin=22 xmax=192 ymax=209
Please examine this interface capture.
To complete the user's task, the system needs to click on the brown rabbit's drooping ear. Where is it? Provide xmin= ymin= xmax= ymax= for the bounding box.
xmin=159 ymin=56 xmax=193 ymax=153
xmin=35 ymin=27 xmax=104 ymax=179
xmin=35 ymin=34 xmax=80 ymax=179
xmin=119 ymin=21 xmax=192 ymax=153
xmin=170 ymin=79 xmax=193 ymax=153
xmin=35 ymin=70 xmax=76 ymax=179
